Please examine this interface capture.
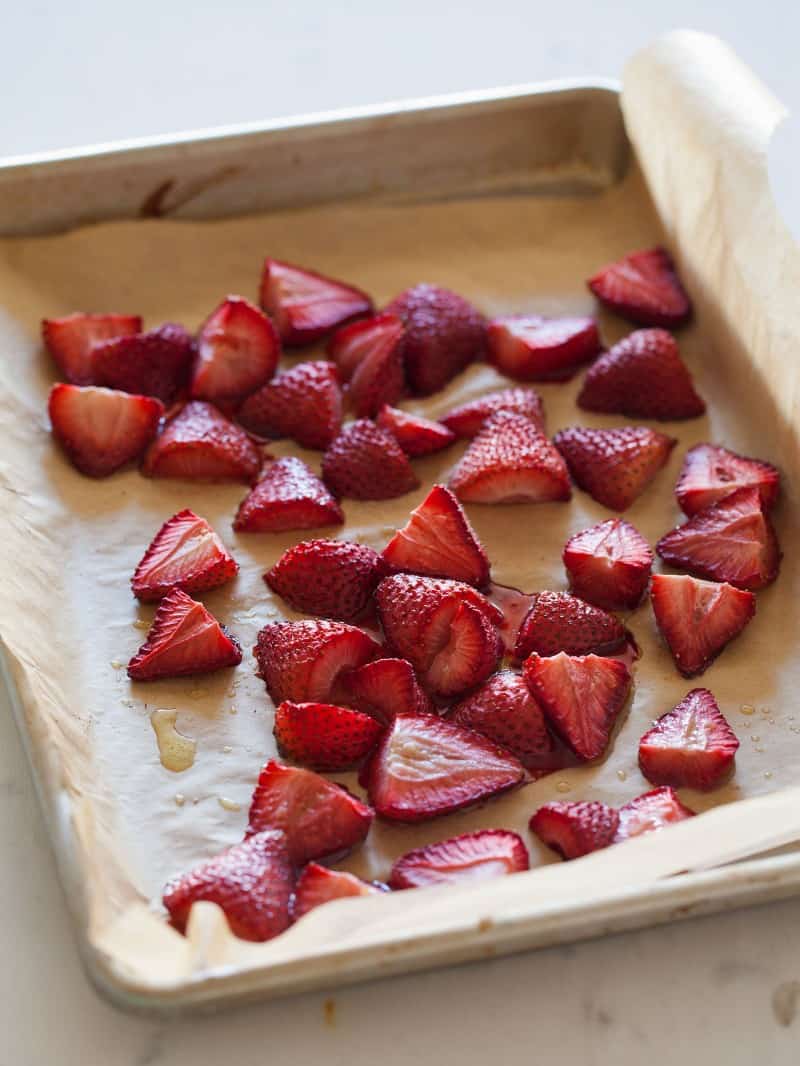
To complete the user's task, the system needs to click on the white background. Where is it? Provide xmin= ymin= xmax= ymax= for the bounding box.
xmin=2 ymin=3 xmax=800 ymax=1064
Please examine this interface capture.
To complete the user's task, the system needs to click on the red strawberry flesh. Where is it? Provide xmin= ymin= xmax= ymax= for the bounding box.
xmin=563 ymin=517 xmax=653 ymax=610
xmin=587 ymin=246 xmax=691 ymax=328
xmin=322 ymin=419 xmax=419 ymax=500
xmin=190 ymin=295 xmax=280 ymax=405
xmin=132 ymin=509 xmax=238 ymax=602
xmin=266 ymin=539 xmax=386 ymax=621
xmin=236 ymin=360 xmax=342 ymax=450
xmin=339 ymin=657 xmax=433 ymax=725
xmin=487 ymin=315 xmax=600 ymax=381
xmin=233 ymin=456 xmax=344 ymax=533
xmin=92 ymin=323 xmax=194 ymax=404
xmin=142 ymin=400 xmax=261 ymax=482
xmin=615 ymin=786 xmax=695 ymax=840
xmin=273 ymin=701 xmax=383 ymax=771
xmin=389 ymin=829 xmax=529 ymax=889
xmin=43 ymin=312 xmax=142 ymax=384
xmin=260 ymin=258 xmax=373 ymax=346
xmin=514 ymin=591 xmax=626 ymax=661
xmin=440 ymin=387 xmax=546 ymax=438
xmin=376 ymin=404 xmax=456 ymax=458
xmin=291 ymin=862 xmax=384 ymax=920
xmin=675 ymin=443 xmax=780 ymax=516
xmin=328 ymin=313 xmax=406 ymax=417
xmin=529 ymin=800 xmax=619 ymax=859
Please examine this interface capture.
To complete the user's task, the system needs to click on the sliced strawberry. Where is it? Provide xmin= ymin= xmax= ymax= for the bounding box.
xmin=650 ymin=573 xmax=756 ymax=677
xmin=321 ymin=419 xmax=419 ymax=500
xmin=362 ymin=714 xmax=524 ymax=822
xmin=233 ymin=456 xmax=344 ymax=533
xmin=514 ymin=591 xmax=626 ymax=661
xmin=189 ymin=296 xmax=280 ymax=405
xmin=487 ymin=315 xmax=600 ymax=381
xmin=553 ymin=425 xmax=676 ymax=511
xmin=253 ymin=619 xmax=381 ymax=704
xmin=657 ymin=486 xmax=780 ymax=591
xmin=638 ymin=688 xmax=739 ymax=791
xmin=91 ymin=323 xmax=194 ymax=403
xmin=274 ymin=701 xmax=383 ymax=771
xmin=382 ymin=484 xmax=490 ymax=587
xmin=266 ymin=539 xmax=387 ymax=621
xmin=260 ymin=258 xmax=373 ymax=346
xmin=529 ymin=801 xmax=619 ymax=859
xmin=142 ymin=400 xmax=261 ymax=482
xmin=440 ymin=387 xmax=546 ymax=438
xmin=236 ymin=361 xmax=342 ymax=450
xmin=42 ymin=312 xmax=142 ymax=384
xmin=48 ymin=383 xmax=163 ymax=477
xmin=675 ymin=443 xmax=780 ymax=516
xmin=587 ymin=246 xmax=692 ymax=328
xmin=615 ymin=786 xmax=695 ymax=840
xmin=563 ymin=517 xmax=653 ymax=610
xmin=163 ymin=829 xmax=293 ymax=942
xmin=131 ymin=509 xmax=238 ymax=602
xmin=376 ymin=404 xmax=456 ymax=457
xmin=385 ymin=283 xmax=487 ymax=395
xmin=291 ymin=862 xmax=384 ymax=920
xmin=523 ymin=652 xmax=631 ymax=760
xmin=427 ymin=600 xmax=502 ymax=698
xmin=448 ymin=411 xmax=572 ymax=504
xmin=327 ymin=313 xmax=406 ymax=417
xmin=127 ymin=588 xmax=242 ymax=681
xmin=389 ymin=829 xmax=529 ymax=889
xmin=339 ymin=657 xmax=433 ymax=725
xmin=246 ymin=760 xmax=373 ymax=864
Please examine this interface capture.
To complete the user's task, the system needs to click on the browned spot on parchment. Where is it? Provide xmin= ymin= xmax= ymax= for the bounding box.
xmin=772 ymin=981 xmax=800 ymax=1027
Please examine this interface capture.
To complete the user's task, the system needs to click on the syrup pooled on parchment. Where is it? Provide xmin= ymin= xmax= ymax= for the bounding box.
xmin=150 ymin=709 xmax=197 ymax=772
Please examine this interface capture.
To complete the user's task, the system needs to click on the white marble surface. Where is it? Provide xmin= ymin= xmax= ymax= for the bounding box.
xmin=3 ymin=3 xmax=800 ymax=1063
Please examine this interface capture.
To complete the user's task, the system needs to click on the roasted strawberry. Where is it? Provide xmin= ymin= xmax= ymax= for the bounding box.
xmin=529 ymin=801 xmax=619 ymax=859
xmin=362 ymin=714 xmax=524 ymax=822
xmin=266 ymin=539 xmax=386 ymax=621
xmin=339 ymin=657 xmax=433 ymax=724
xmin=233 ymin=456 xmax=344 ymax=533
xmin=448 ymin=411 xmax=571 ymax=504
xmin=190 ymin=296 xmax=280 ymax=405
xmin=274 ymin=701 xmax=383 ymax=771
xmin=656 ymin=486 xmax=781 ymax=591
xmin=487 ymin=315 xmax=600 ymax=381
xmin=376 ymin=405 xmax=456 ymax=457
xmin=163 ymin=829 xmax=293 ymax=942
xmin=48 ymin=383 xmax=163 ymax=477
xmin=321 ymin=419 xmax=419 ymax=500
xmin=563 ymin=517 xmax=653 ymax=610
xmin=291 ymin=863 xmax=384 ymax=920
xmin=523 ymin=652 xmax=631 ymax=760
xmin=128 ymin=588 xmax=242 ymax=681
xmin=91 ymin=323 xmax=194 ymax=403
xmin=615 ymin=786 xmax=695 ymax=840
xmin=260 ymin=258 xmax=372 ymax=346
xmin=650 ymin=573 xmax=756 ymax=677
xmin=440 ymin=387 xmax=546 ymax=438
xmin=247 ymin=760 xmax=373 ymax=864
xmin=142 ymin=400 xmax=261 ymax=482
xmin=253 ymin=619 xmax=381 ymax=704
xmin=488 ymin=583 xmax=538 ymax=654
xmin=553 ymin=425 xmax=676 ymax=511
xmin=132 ymin=509 xmax=238 ymax=602
xmin=42 ymin=312 xmax=142 ymax=384
xmin=514 ymin=591 xmax=626 ymax=660
xmin=385 ymin=283 xmax=487 ymax=395
xmin=328 ymin=313 xmax=406 ymax=417
xmin=638 ymin=688 xmax=740 ymax=791
xmin=382 ymin=485 xmax=490 ymax=587
xmin=389 ymin=829 xmax=529 ymax=888
xmin=236 ymin=361 xmax=342 ymax=450
xmin=675 ymin=443 xmax=780 ymax=516
xmin=587 ymin=246 xmax=691 ymax=328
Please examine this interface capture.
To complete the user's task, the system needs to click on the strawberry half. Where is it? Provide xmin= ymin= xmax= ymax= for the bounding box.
xmin=233 ymin=456 xmax=344 ymax=533
xmin=657 ymin=486 xmax=781 ymax=591
xmin=253 ymin=619 xmax=381 ymax=704
xmin=362 ymin=714 xmax=525 ymax=822
xmin=48 ymin=383 xmax=163 ymax=477
xmin=523 ymin=652 xmax=631 ymax=760
xmin=339 ymin=657 xmax=433 ymax=724
xmin=127 ymin=588 xmax=242 ymax=681
xmin=487 ymin=315 xmax=600 ymax=381
xmin=382 ymin=484 xmax=490 ymax=587
xmin=265 ymin=539 xmax=387 ymax=621
xmin=246 ymin=760 xmax=373 ymax=864
xmin=529 ymin=801 xmax=619 ymax=860
xmin=163 ymin=829 xmax=293 ymax=942
xmin=376 ymin=404 xmax=456 ymax=458
xmin=328 ymin=313 xmax=406 ymax=417
xmin=389 ymin=829 xmax=529 ymax=889
xmin=142 ymin=400 xmax=261 ymax=482
xmin=291 ymin=863 xmax=385 ymax=921
xmin=514 ymin=591 xmax=626 ymax=661
xmin=638 ymin=688 xmax=740 ymax=791
xmin=553 ymin=425 xmax=676 ymax=511
xmin=131 ymin=509 xmax=238 ymax=602
xmin=385 ymin=283 xmax=487 ymax=395
xmin=650 ymin=573 xmax=756 ymax=677
xmin=675 ymin=443 xmax=780 ymax=516
xmin=260 ymin=258 xmax=372 ymax=346
xmin=321 ymin=419 xmax=419 ymax=500
xmin=190 ymin=296 xmax=280 ymax=405
xmin=42 ymin=312 xmax=142 ymax=384
xmin=615 ymin=786 xmax=695 ymax=840
xmin=274 ymin=701 xmax=383 ymax=771
xmin=563 ymin=517 xmax=653 ymax=610
xmin=236 ymin=361 xmax=342 ymax=450
xmin=587 ymin=246 xmax=692 ymax=328
xmin=440 ymin=387 xmax=546 ymax=439
xmin=91 ymin=323 xmax=194 ymax=404
xmin=448 ymin=411 xmax=572 ymax=504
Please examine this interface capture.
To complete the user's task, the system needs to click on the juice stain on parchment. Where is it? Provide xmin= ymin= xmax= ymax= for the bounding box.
xmin=150 ymin=709 xmax=196 ymax=772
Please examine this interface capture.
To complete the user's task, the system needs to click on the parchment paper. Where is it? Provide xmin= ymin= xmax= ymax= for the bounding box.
xmin=1 ymin=30 xmax=799 ymax=993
